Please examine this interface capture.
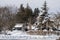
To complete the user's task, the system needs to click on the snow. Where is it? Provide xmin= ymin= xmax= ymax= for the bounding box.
xmin=43 ymin=29 xmax=47 ymax=31
xmin=0 ymin=24 xmax=59 ymax=40
xmin=39 ymin=12 xmax=44 ymax=16
xmin=11 ymin=30 xmax=27 ymax=35
xmin=0 ymin=30 xmax=60 ymax=40
xmin=42 ymin=19 xmax=47 ymax=24
xmin=49 ymin=29 xmax=53 ymax=31
xmin=58 ymin=27 xmax=60 ymax=30
xmin=14 ymin=23 xmax=23 ymax=27
xmin=31 ymin=26 xmax=35 ymax=29
xmin=6 ymin=30 xmax=27 ymax=35
xmin=0 ymin=34 xmax=59 ymax=40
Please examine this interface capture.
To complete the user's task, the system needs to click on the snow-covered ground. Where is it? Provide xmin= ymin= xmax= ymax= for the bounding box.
xmin=0 ymin=34 xmax=59 ymax=40
xmin=0 ymin=23 xmax=60 ymax=40
xmin=7 ymin=30 xmax=28 ymax=35
xmin=0 ymin=30 xmax=60 ymax=40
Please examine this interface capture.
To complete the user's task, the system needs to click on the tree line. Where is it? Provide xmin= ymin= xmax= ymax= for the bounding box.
xmin=0 ymin=3 xmax=60 ymax=31
xmin=0 ymin=4 xmax=40 ymax=31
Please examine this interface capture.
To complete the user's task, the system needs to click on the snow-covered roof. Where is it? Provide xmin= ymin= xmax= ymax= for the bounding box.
xmin=14 ymin=23 xmax=23 ymax=27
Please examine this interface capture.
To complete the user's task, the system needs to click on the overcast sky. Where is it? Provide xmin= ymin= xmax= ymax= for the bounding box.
xmin=0 ymin=0 xmax=60 ymax=12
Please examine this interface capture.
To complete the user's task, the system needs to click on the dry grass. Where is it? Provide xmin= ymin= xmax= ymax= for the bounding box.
xmin=56 ymin=37 xmax=60 ymax=40
xmin=27 ymin=30 xmax=60 ymax=35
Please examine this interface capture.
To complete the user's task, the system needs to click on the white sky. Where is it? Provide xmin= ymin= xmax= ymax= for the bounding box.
xmin=0 ymin=0 xmax=60 ymax=12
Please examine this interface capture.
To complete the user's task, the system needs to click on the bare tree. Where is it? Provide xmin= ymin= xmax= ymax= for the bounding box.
xmin=54 ymin=12 xmax=60 ymax=29
xmin=0 ymin=7 xmax=16 ymax=32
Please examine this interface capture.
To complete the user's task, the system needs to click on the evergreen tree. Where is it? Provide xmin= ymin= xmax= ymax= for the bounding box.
xmin=25 ymin=3 xmax=33 ymax=30
xmin=25 ymin=4 xmax=33 ymax=17
xmin=16 ymin=4 xmax=33 ymax=23
xmin=37 ymin=1 xmax=49 ymax=30
xmin=16 ymin=4 xmax=25 ymax=23
xmin=41 ymin=1 xmax=48 ymax=17
xmin=34 ymin=8 xmax=40 ymax=17
xmin=19 ymin=4 xmax=25 ymax=12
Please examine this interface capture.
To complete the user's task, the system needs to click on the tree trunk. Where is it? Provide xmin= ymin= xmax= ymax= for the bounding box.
xmin=29 ymin=17 xmax=32 ymax=30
